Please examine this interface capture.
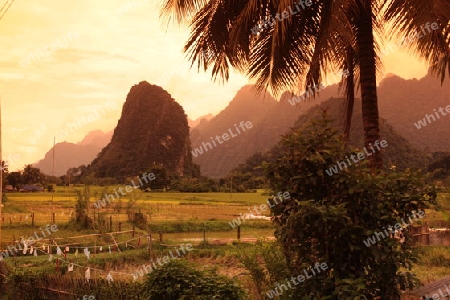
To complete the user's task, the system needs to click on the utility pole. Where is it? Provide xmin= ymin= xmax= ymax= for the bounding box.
xmin=230 ymin=175 xmax=232 ymax=199
xmin=0 ymin=1 xmax=16 ymax=250
xmin=51 ymin=137 xmax=55 ymax=224
xmin=0 ymin=99 xmax=3 ymax=249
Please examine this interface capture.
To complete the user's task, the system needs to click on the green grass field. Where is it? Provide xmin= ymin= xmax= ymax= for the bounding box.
xmin=1 ymin=190 xmax=276 ymax=244
xmin=2 ymin=189 xmax=450 ymax=287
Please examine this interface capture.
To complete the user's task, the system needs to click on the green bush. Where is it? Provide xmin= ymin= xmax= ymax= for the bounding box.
xmin=4 ymin=272 xmax=146 ymax=299
xmin=416 ymin=246 xmax=450 ymax=267
xmin=266 ymin=114 xmax=437 ymax=299
xmin=239 ymin=241 xmax=290 ymax=297
xmin=143 ymin=259 xmax=246 ymax=299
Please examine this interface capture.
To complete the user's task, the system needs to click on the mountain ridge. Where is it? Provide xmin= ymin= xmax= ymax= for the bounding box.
xmin=33 ymin=130 xmax=112 ymax=176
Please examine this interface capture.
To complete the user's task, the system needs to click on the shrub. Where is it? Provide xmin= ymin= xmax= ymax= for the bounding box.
xmin=72 ymin=185 xmax=93 ymax=229
xmin=238 ymin=241 xmax=290 ymax=297
xmin=143 ymin=260 xmax=246 ymax=299
xmin=266 ymin=114 xmax=437 ymax=299
xmin=5 ymin=273 xmax=146 ymax=299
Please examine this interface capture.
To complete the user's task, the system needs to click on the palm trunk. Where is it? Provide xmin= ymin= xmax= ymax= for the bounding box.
xmin=343 ymin=47 xmax=355 ymax=143
xmin=355 ymin=0 xmax=382 ymax=170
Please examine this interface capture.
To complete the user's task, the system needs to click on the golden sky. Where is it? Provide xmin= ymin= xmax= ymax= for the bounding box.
xmin=0 ymin=0 xmax=429 ymax=172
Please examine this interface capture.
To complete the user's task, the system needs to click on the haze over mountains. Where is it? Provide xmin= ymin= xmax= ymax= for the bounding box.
xmin=190 ymin=83 xmax=346 ymax=177
xmin=34 ymin=72 xmax=450 ymax=177
xmin=377 ymin=70 xmax=450 ymax=152
xmin=34 ymin=130 xmax=112 ymax=176
xmin=188 ymin=114 xmax=214 ymax=129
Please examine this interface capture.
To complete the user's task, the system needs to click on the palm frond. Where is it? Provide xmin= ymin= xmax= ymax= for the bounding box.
xmin=384 ymin=0 xmax=450 ymax=83
xmin=160 ymin=0 xmax=208 ymax=25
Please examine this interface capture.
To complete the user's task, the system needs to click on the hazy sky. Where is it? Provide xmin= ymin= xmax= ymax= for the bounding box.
xmin=0 ymin=0 xmax=429 ymax=171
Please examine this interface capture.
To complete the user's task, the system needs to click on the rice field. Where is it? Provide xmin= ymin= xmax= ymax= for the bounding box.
xmin=2 ymin=189 xmax=450 ymax=286
xmin=0 ymin=189 xmax=276 ymax=246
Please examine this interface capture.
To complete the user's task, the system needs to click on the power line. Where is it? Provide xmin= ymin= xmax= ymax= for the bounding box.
xmin=0 ymin=1 xmax=8 ymax=14
xmin=0 ymin=0 xmax=15 ymax=21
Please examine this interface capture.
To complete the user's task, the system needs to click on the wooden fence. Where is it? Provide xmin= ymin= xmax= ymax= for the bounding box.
xmin=0 ymin=230 xmax=141 ymax=255
xmin=0 ymin=203 xmax=246 ymax=226
xmin=8 ymin=275 xmax=146 ymax=300
xmin=410 ymin=224 xmax=450 ymax=246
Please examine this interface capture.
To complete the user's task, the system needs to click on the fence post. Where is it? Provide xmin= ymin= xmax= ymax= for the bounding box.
xmin=132 ymin=225 xmax=135 ymax=238
xmin=110 ymin=215 xmax=112 ymax=232
xmin=118 ymin=222 xmax=122 ymax=232
xmin=203 ymin=228 xmax=206 ymax=244
xmin=52 ymin=213 xmax=55 ymax=224
xmin=420 ymin=224 xmax=429 ymax=245
xmin=31 ymin=213 xmax=35 ymax=227
xmin=158 ymin=231 xmax=163 ymax=242
xmin=147 ymin=234 xmax=152 ymax=258
xmin=237 ymin=225 xmax=241 ymax=241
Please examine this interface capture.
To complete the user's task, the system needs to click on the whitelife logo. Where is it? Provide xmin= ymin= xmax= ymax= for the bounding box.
xmin=251 ymin=0 xmax=313 ymax=35
xmin=287 ymin=69 xmax=349 ymax=106
xmin=55 ymin=101 xmax=119 ymax=140
xmin=228 ymin=192 xmax=290 ymax=228
xmin=380 ymin=21 xmax=441 ymax=59
xmin=19 ymin=31 xmax=80 ymax=67
xmin=93 ymin=172 xmax=155 ymax=209
xmin=191 ymin=121 xmax=253 ymax=158
xmin=423 ymin=282 xmax=450 ymax=300
xmin=0 ymin=224 xmax=58 ymax=259
xmin=131 ymin=243 xmax=193 ymax=280
xmin=414 ymin=104 xmax=450 ymax=129
xmin=116 ymin=0 xmax=149 ymax=16
xmin=363 ymin=210 xmax=425 ymax=247
xmin=265 ymin=262 xmax=328 ymax=298
xmin=325 ymin=140 xmax=388 ymax=176
xmin=0 ymin=153 xmax=21 ymax=172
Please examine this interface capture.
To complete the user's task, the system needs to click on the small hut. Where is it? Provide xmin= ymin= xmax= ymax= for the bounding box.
xmin=402 ymin=276 xmax=450 ymax=299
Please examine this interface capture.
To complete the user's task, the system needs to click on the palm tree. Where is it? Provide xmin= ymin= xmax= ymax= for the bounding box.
xmin=160 ymin=0 xmax=450 ymax=169
xmin=1 ymin=160 xmax=8 ymax=191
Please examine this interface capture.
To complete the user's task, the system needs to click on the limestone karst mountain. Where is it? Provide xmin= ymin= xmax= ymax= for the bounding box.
xmin=87 ymin=81 xmax=196 ymax=178
xmin=377 ymin=70 xmax=450 ymax=152
xmin=188 ymin=114 xmax=214 ymax=129
xmin=190 ymin=83 xmax=343 ymax=177
xmin=191 ymin=72 xmax=450 ymax=178
xmin=232 ymin=96 xmax=430 ymax=179
xmin=35 ymin=72 xmax=449 ymax=179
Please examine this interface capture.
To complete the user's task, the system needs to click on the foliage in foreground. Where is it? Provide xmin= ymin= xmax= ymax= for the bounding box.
xmin=2 ymin=272 xmax=145 ymax=299
xmin=143 ymin=259 xmax=246 ymax=299
xmin=1 ymin=258 xmax=245 ymax=299
xmin=72 ymin=185 xmax=93 ymax=229
xmin=266 ymin=114 xmax=437 ymax=299
xmin=238 ymin=241 xmax=292 ymax=298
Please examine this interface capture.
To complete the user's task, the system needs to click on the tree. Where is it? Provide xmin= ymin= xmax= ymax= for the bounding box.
xmin=73 ymin=185 xmax=93 ymax=229
xmin=22 ymin=164 xmax=43 ymax=184
xmin=143 ymin=260 xmax=246 ymax=299
xmin=6 ymin=172 xmax=21 ymax=190
xmin=1 ymin=160 xmax=8 ymax=188
xmin=160 ymin=0 xmax=450 ymax=170
xmin=66 ymin=166 xmax=84 ymax=185
xmin=139 ymin=166 xmax=168 ymax=191
xmin=266 ymin=114 xmax=437 ymax=298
